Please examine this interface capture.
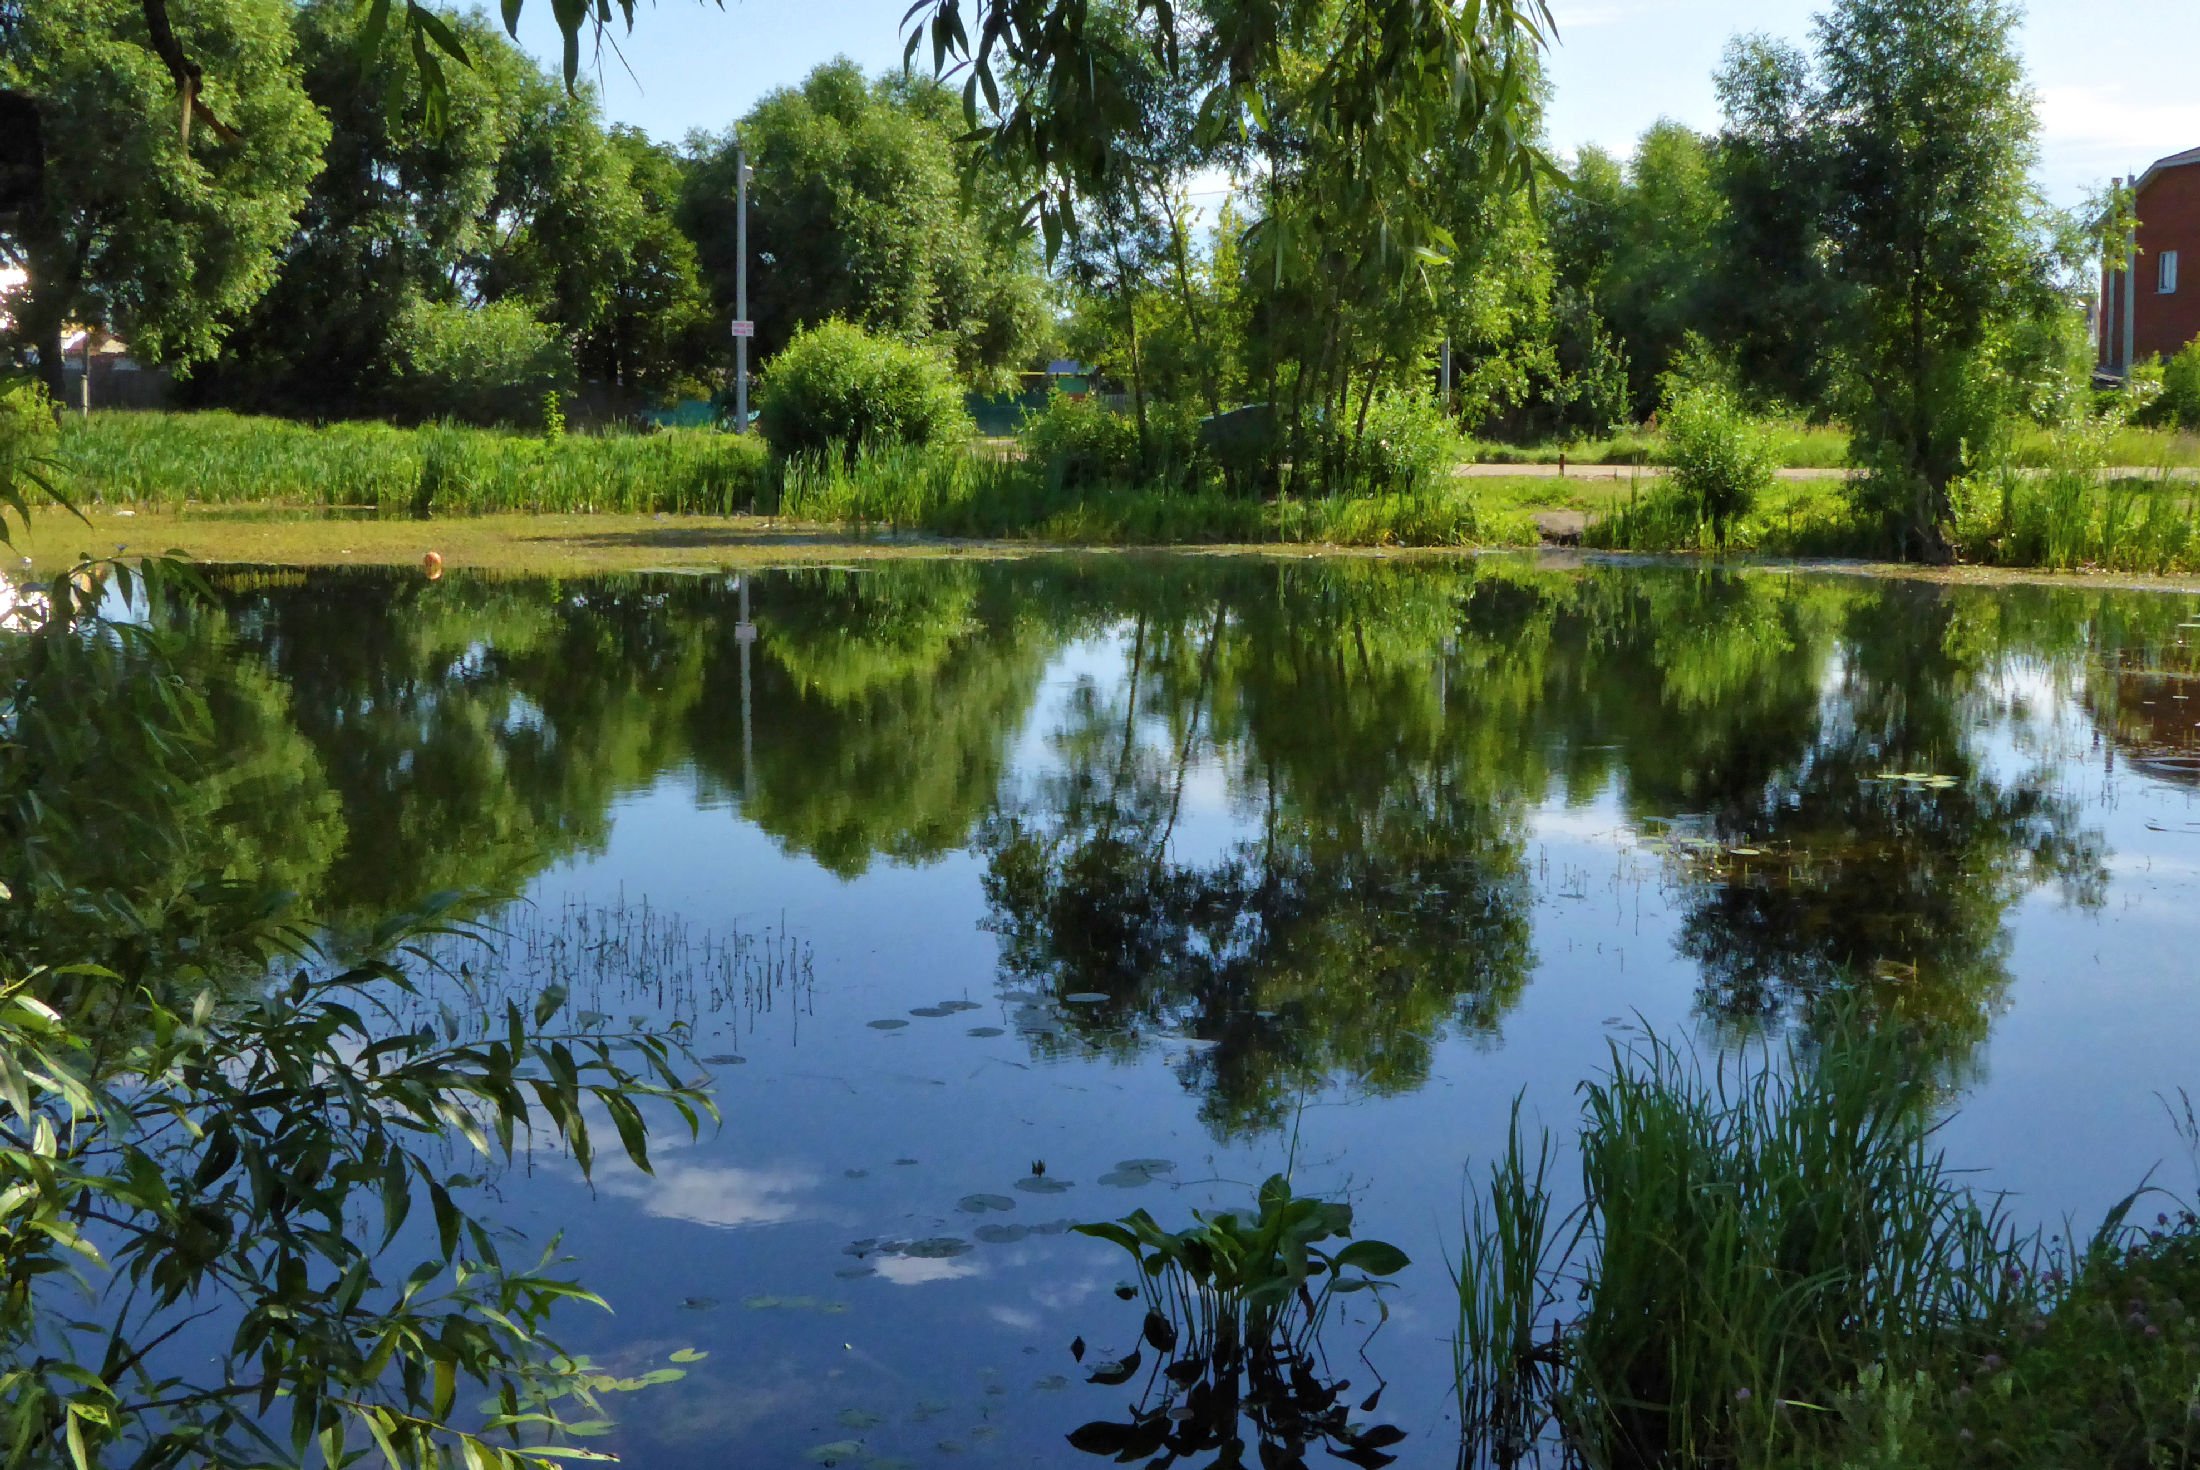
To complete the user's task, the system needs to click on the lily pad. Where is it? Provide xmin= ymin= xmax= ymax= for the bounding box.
xmin=1015 ymin=1175 xmax=1073 ymax=1195
xmin=867 ymin=1018 xmax=910 ymax=1031
xmin=700 ymin=1053 xmax=748 ymax=1065
xmin=936 ymin=1000 xmax=982 ymax=1013
xmin=974 ymin=1223 xmax=1028 ymax=1244
xmin=1062 ymin=992 xmax=1111 ymax=1005
xmin=804 ymin=1441 xmax=865 ymax=1465
xmin=966 ymin=1026 xmax=1006 ymax=1038
xmin=908 ymin=1006 xmax=954 ymax=1019
xmin=957 ymin=1193 xmax=1016 ymax=1213
xmin=903 ymin=1236 xmax=974 ymax=1259
xmin=837 ymin=1409 xmax=885 ymax=1430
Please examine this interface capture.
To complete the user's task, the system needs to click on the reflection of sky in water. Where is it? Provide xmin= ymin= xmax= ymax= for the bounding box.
xmin=446 ymin=578 xmax=2200 ymax=1470
xmin=141 ymin=561 xmax=2200 ymax=1470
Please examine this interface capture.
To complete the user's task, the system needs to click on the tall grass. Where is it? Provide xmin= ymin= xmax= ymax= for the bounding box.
xmin=1457 ymin=1020 xmax=2029 ymax=1470
xmin=769 ymin=440 xmax=1525 ymax=546
xmin=60 ymin=411 xmax=771 ymax=514
xmin=1469 ymin=422 xmax=1850 ymax=470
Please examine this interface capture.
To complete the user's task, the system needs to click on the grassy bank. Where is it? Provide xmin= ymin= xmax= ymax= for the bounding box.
xmin=59 ymin=411 xmax=771 ymax=514
xmin=1453 ymin=1021 xmax=2200 ymax=1470
xmin=1589 ymin=470 xmax=2200 ymax=573
xmin=1469 ymin=422 xmax=2200 ymax=472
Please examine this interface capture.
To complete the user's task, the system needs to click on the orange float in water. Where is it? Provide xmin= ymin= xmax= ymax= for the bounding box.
xmin=422 ymin=550 xmax=444 ymax=580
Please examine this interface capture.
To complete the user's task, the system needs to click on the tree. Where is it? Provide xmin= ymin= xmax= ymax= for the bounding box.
xmin=185 ymin=0 xmax=520 ymax=417
xmin=1815 ymin=0 xmax=2047 ymax=560
xmin=680 ymin=60 xmax=1048 ymax=386
xmin=1710 ymin=35 xmax=1841 ymax=412
xmin=0 ymin=0 xmax=327 ymax=398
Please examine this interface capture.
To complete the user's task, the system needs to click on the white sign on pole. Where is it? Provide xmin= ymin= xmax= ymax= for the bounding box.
xmin=730 ymin=320 xmax=756 ymax=338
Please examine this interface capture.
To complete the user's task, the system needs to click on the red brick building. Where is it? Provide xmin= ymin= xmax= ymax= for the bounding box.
xmin=2100 ymin=145 xmax=2200 ymax=375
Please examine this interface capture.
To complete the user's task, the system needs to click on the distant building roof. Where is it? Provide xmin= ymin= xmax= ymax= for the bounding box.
xmin=2135 ymin=146 xmax=2200 ymax=194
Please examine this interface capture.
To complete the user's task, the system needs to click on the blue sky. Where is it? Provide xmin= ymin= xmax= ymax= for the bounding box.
xmin=517 ymin=0 xmax=2200 ymax=208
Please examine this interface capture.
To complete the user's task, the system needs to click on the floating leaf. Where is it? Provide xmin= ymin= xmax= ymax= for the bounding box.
xmin=1016 ymin=1175 xmax=1072 ymax=1194
xmin=903 ymin=1237 xmax=973 ymax=1259
xmin=1062 ymin=992 xmax=1110 ymax=1005
xmin=966 ymin=1026 xmax=1006 ymax=1038
xmin=957 ymin=1193 xmax=1016 ymax=1213
xmin=867 ymin=1019 xmax=910 ymax=1031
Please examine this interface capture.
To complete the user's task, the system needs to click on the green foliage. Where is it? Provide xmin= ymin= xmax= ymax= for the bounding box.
xmin=0 ymin=544 xmax=717 ymax=1468
xmin=2155 ymin=339 xmax=2200 ymax=431
xmin=1327 ymin=390 xmax=1462 ymax=496
xmin=1818 ymin=0 xmax=2046 ymax=559
xmin=61 ymin=413 xmax=770 ymax=515
xmin=1456 ymin=1020 xmax=2029 ymax=1470
xmin=0 ymin=0 xmax=328 ymax=384
xmin=1812 ymin=1206 xmax=2200 ymax=1470
xmin=756 ymin=320 xmax=971 ymax=461
xmin=681 ymin=61 xmax=1047 ymax=386
xmin=1018 ymin=392 xmax=1207 ymax=492
xmin=0 ymin=378 xmax=63 ymax=519
xmin=1019 ymin=391 xmax=1146 ymax=490
xmin=1069 ymin=1179 xmax=1412 ymax=1463
xmin=387 ymin=299 xmax=573 ymax=430
xmin=1951 ymin=417 xmax=2199 ymax=574
xmin=183 ymin=0 xmax=519 ymax=417
xmin=1659 ymin=382 xmax=1778 ymax=548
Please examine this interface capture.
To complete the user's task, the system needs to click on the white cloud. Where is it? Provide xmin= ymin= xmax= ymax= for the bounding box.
xmin=600 ymin=1161 xmax=820 ymax=1230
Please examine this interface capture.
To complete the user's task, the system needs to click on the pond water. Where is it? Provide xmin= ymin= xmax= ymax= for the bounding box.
xmin=62 ymin=554 xmax=2200 ymax=1467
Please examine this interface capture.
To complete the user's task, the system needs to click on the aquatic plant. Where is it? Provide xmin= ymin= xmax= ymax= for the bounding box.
xmin=1454 ymin=1019 xmax=2028 ymax=1469
xmin=1069 ymin=1176 xmax=1411 ymax=1467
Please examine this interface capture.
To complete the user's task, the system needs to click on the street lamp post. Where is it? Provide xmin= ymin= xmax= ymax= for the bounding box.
xmin=734 ymin=144 xmax=752 ymax=434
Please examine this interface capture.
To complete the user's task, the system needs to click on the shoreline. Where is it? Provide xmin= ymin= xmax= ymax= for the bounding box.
xmin=19 ymin=504 xmax=2200 ymax=593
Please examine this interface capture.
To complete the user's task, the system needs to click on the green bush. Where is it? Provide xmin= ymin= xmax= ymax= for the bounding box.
xmin=756 ymin=319 xmax=971 ymax=462
xmin=1019 ymin=390 xmax=1142 ymax=489
xmin=1322 ymin=391 xmax=1459 ymax=496
xmin=387 ymin=299 xmax=572 ymax=430
xmin=2159 ymin=338 xmax=2200 ymax=431
xmin=0 ymin=375 xmax=62 ymax=512
xmin=1659 ymin=383 xmax=1778 ymax=549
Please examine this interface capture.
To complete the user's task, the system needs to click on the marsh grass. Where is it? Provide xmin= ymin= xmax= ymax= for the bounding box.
xmin=61 ymin=412 xmax=772 ymax=514
xmin=1456 ymin=1020 xmax=2030 ymax=1470
xmin=770 ymin=440 xmax=1525 ymax=546
xmin=1470 ymin=423 xmax=1850 ymax=470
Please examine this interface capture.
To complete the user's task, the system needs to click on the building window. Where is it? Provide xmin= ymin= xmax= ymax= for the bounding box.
xmin=2164 ymin=250 xmax=2181 ymax=295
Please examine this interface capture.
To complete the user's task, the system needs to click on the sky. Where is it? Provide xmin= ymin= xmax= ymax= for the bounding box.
xmin=518 ymin=0 xmax=2200 ymax=209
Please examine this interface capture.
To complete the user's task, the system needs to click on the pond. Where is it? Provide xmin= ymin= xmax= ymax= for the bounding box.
xmin=45 ymin=553 xmax=2200 ymax=1467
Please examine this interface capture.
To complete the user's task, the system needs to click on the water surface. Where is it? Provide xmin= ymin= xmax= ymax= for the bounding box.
xmin=61 ymin=555 xmax=2200 ymax=1467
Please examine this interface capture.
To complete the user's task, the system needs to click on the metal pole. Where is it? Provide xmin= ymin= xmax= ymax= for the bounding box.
xmin=735 ymin=143 xmax=749 ymax=434
xmin=1440 ymin=337 xmax=1452 ymax=409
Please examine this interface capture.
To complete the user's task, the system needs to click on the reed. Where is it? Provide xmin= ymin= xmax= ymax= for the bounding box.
xmin=59 ymin=412 xmax=772 ymax=515
xmin=1455 ymin=1019 xmax=2029 ymax=1470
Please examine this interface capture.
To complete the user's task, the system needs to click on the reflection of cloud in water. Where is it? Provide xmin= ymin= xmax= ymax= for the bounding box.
xmin=987 ymin=1304 xmax=1042 ymax=1331
xmin=602 ymin=1162 xmax=819 ymax=1229
xmin=874 ymin=1255 xmax=984 ymax=1286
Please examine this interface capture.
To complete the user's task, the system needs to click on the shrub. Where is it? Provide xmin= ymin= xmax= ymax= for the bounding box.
xmin=1660 ymin=383 xmax=1778 ymax=550
xmin=1019 ymin=390 xmax=1142 ymax=489
xmin=387 ymin=299 xmax=571 ymax=430
xmin=1319 ymin=391 xmax=1459 ymax=497
xmin=0 ymin=374 xmax=62 ymax=511
xmin=756 ymin=320 xmax=971 ymax=463
xmin=2159 ymin=338 xmax=2200 ymax=431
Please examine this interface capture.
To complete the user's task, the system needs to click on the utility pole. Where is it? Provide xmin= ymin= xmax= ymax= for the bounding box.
xmin=733 ymin=143 xmax=752 ymax=433
xmin=1440 ymin=336 xmax=1452 ymax=411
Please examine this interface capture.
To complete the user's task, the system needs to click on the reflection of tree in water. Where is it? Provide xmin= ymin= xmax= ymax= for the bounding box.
xmin=694 ymin=565 xmax=1055 ymax=877
xmin=984 ymin=564 xmax=2118 ymax=1119
xmin=1646 ymin=586 xmax=2107 ymax=1056
xmin=0 ymin=582 xmax=345 ymax=988
xmin=981 ymin=562 xmax=1539 ymax=1136
xmin=18 ymin=559 xmax=2129 ymax=1093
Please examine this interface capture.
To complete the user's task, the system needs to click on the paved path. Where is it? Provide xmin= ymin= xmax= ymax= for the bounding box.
xmin=1457 ymin=462 xmax=2199 ymax=481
